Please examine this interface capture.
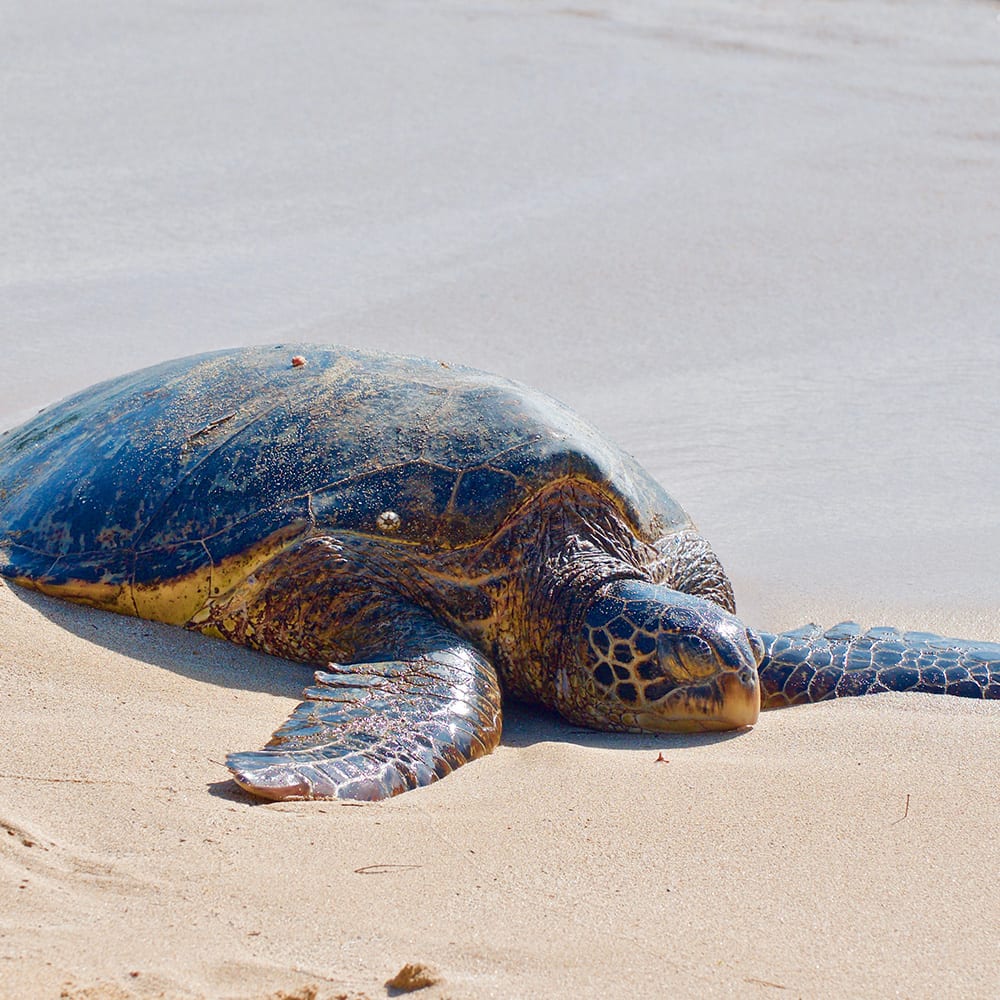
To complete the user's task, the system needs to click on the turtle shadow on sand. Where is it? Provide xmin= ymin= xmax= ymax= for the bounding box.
xmin=496 ymin=698 xmax=747 ymax=751
xmin=6 ymin=580 xmax=742 ymax=791
xmin=5 ymin=581 xmax=311 ymax=701
xmin=204 ymin=700 xmax=747 ymax=805
xmin=9 ymin=577 xmax=725 ymax=737
xmin=202 ymin=700 xmax=748 ymax=805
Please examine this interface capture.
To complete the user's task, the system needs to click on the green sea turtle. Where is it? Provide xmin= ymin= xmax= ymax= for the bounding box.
xmin=1 ymin=345 xmax=997 ymax=800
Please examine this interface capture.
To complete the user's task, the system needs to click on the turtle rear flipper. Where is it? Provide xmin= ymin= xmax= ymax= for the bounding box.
xmin=227 ymin=616 xmax=502 ymax=801
xmin=757 ymin=623 xmax=1000 ymax=708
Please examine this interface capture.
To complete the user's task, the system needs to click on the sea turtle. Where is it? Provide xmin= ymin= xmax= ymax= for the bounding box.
xmin=1 ymin=345 xmax=997 ymax=800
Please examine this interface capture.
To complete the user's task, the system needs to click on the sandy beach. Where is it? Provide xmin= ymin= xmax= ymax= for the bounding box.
xmin=1 ymin=2 xmax=998 ymax=997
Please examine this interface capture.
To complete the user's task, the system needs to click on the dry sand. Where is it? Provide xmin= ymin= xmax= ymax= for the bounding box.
xmin=0 ymin=578 xmax=997 ymax=1000
xmin=2 ymin=1 xmax=999 ymax=998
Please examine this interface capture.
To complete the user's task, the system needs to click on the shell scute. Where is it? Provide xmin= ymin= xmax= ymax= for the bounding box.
xmin=311 ymin=461 xmax=459 ymax=542
xmin=449 ymin=466 xmax=522 ymax=534
xmin=0 ymin=345 xmax=693 ymax=594
xmin=134 ymin=540 xmax=210 ymax=588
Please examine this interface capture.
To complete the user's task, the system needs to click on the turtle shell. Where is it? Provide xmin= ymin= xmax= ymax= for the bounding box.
xmin=0 ymin=345 xmax=692 ymax=620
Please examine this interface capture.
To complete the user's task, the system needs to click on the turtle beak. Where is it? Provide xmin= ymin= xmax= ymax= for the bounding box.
xmin=708 ymin=629 xmax=762 ymax=728
xmin=714 ymin=667 xmax=761 ymax=727
xmin=705 ymin=623 xmax=762 ymax=727
xmin=634 ymin=667 xmax=759 ymax=732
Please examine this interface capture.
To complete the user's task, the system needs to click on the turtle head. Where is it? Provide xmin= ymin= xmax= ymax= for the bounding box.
xmin=570 ymin=580 xmax=762 ymax=732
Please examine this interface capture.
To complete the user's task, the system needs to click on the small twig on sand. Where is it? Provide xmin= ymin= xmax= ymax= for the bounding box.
xmin=891 ymin=793 xmax=911 ymax=825
xmin=354 ymin=863 xmax=422 ymax=875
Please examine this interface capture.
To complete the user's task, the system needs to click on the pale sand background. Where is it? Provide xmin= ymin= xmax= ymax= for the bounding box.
xmin=1 ymin=1 xmax=998 ymax=997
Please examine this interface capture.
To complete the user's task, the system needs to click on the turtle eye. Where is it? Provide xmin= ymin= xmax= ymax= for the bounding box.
xmin=657 ymin=632 xmax=717 ymax=681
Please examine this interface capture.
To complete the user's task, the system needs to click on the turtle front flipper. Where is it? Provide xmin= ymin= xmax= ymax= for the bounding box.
xmin=226 ymin=612 xmax=502 ymax=801
xmin=757 ymin=623 xmax=1000 ymax=708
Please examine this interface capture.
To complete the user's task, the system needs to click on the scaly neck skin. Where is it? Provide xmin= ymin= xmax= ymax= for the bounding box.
xmin=471 ymin=483 xmax=654 ymax=707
